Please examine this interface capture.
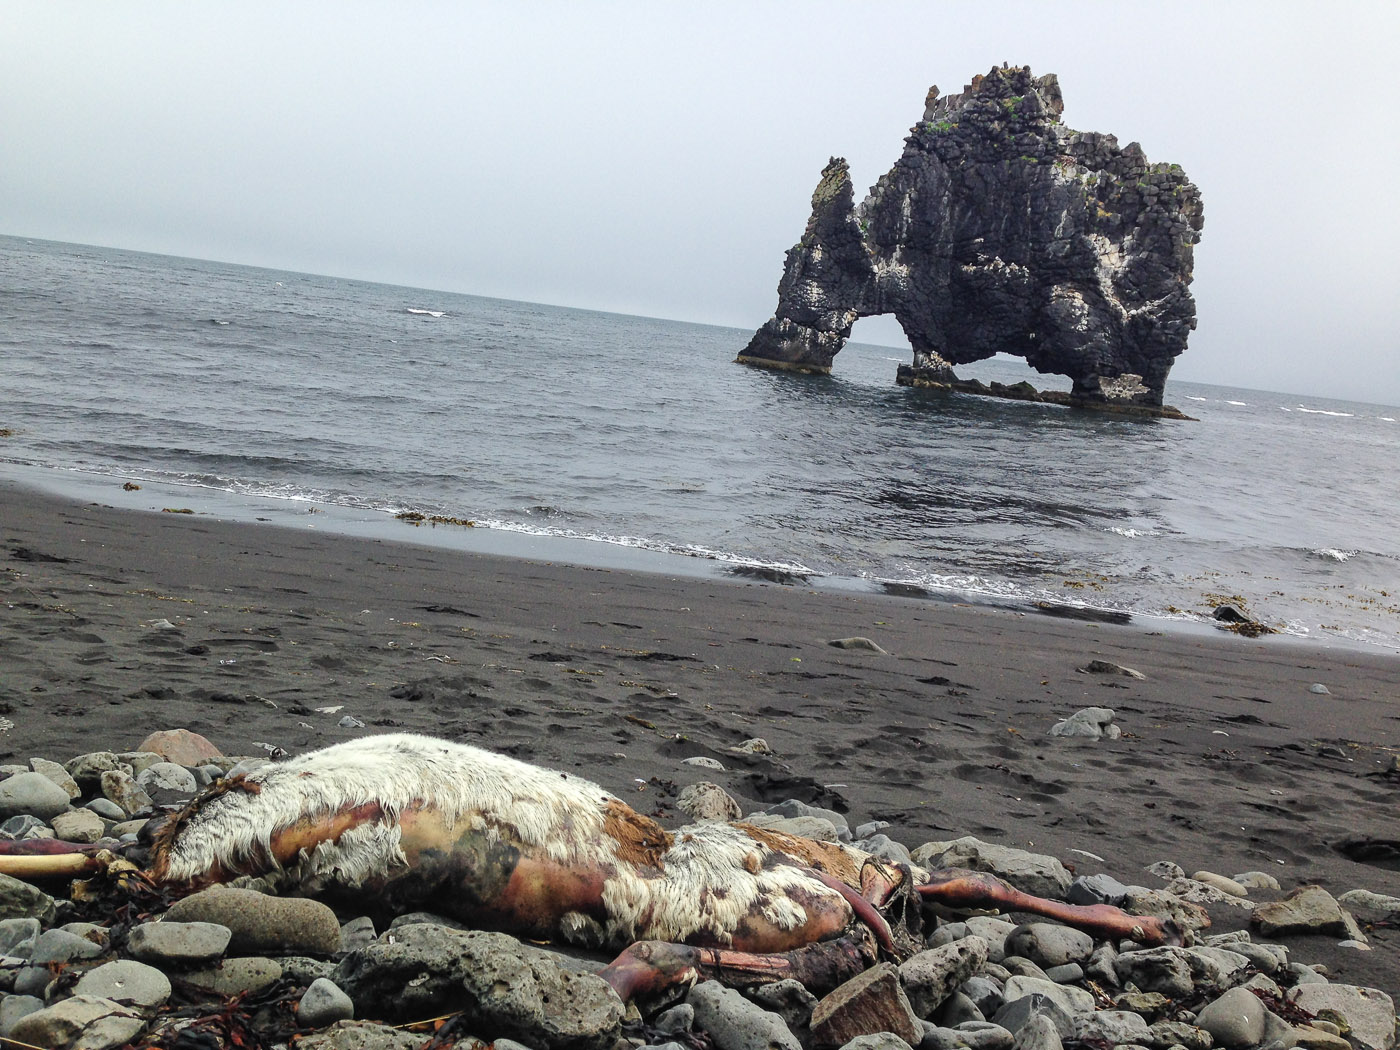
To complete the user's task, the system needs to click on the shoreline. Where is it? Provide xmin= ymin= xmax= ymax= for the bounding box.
xmin=3 ymin=460 xmax=1365 ymax=656
xmin=3 ymin=477 xmax=1399 ymax=992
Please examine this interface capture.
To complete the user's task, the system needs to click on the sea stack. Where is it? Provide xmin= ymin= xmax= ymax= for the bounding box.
xmin=738 ymin=66 xmax=1204 ymax=416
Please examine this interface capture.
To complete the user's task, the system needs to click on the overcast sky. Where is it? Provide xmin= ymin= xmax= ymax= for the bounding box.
xmin=3 ymin=2 xmax=1397 ymax=404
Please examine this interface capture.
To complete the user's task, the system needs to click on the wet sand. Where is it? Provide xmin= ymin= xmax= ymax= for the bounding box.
xmin=2 ymin=480 xmax=1397 ymax=991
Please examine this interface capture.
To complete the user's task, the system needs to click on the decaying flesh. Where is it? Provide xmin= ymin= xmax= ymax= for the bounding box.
xmin=0 ymin=734 xmax=1184 ymax=999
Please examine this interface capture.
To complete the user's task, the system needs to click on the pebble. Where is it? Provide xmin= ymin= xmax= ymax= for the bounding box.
xmin=1194 ymin=987 xmax=1268 ymax=1048
xmin=1309 ymin=683 xmax=1331 ymax=694
xmin=28 ymin=757 xmax=81 ymax=800
xmin=298 ymin=976 xmax=356 ymax=1027
xmin=127 ymin=919 xmax=232 ymax=965
xmin=828 ymin=637 xmax=889 ymax=653
xmin=900 ymin=936 xmax=990 ymax=1018
xmin=72 ymin=959 xmax=172 ymax=1013
xmin=50 ymin=807 xmax=106 ymax=843
xmin=0 ymin=772 xmax=73 ymax=821
xmin=683 ymin=756 xmax=726 ymax=770
xmin=1048 ymin=707 xmax=1118 ymax=740
xmin=691 ymin=979 xmax=802 ymax=1050
xmin=0 ymin=735 xmax=1393 ymax=1050
xmin=676 ymin=781 xmax=742 ymax=821
xmin=164 ymin=885 xmax=343 ymax=954
xmin=99 ymin=768 xmax=153 ymax=816
xmin=136 ymin=728 xmax=223 ymax=765
xmin=7 ymin=994 xmax=146 ymax=1050
xmin=1337 ymin=888 xmax=1400 ymax=924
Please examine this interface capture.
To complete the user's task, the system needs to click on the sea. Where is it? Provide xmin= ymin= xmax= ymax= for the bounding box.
xmin=2 ymin=235 xmax=1396 ymax=653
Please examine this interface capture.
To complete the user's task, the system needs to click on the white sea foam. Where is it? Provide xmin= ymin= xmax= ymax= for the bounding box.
xmin=1381 ymin=417 xmax=1396 ymax=423
xmin=1311 ymin=547 xmax=1355 ymax=562
xmin=1225 ymin=400 xmax=1246 ymax=406
xmin=406 ymin=308 xmax=446 ymax=318
xmin=1107 ymin=526 xmax=1154 ymax=538
xmin=1296 ymin=406 xmax=1353 ymax=416
xmin=1186 ymin=396 xmax=1208 ymax=401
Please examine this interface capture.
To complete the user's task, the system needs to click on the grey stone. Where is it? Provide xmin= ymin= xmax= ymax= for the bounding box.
xmin=1144 ymin=861 xmax=1185 ymax=881
xmin=683 ymin=756 xmax=726 ymax=771
xmin=50 ymin=808 xmax=106 ymax=843
xmin=164 ymin=885 xmax=342 ymax=954
xmin=999 ymin=958 xmax=1050 ymax=982
xmin=856 ymin=821 xmax=892 ymax=839
xmin=929 ymin=922 xmax=968 ymax=948
xmin=64 ymin=752 xmax=123 ymax=791
xmin=1067 ymin=873 xmax=1130 ymax=907
xmin=1288 ymin=963 xmax=1330 ymax=986
xmin=340 ymin=915 xmax=378 ymax=952
xmin=29 ymin=757 xmax=81 ymax=800
xmin=964 ymin=917 xmax=1016 ymax=961
xmin=912 ymin=838 xmax=1070 ymax=899
xmin=99 ymin=769 xmax=152 ymax=816
xmin=840 ymin=1035 xmax=914 ymax=1050
xmin=992 ymin=994 xmax=1075 ymax=1038
xmin=763 ymin=798 xmax=850 ymax=833
xmin=999 ymin=978 xmax=1093 ymax=1020
xmin=1234 ymin=871 xmax=1282 ymax=892
xmin=281 ymin=955 xmax=337 ymax=985
xmin=0 ymin=917 xmax=41 ymax=956
xmin=935 ymin=992 xmax=985 ymax=1027
xmin=655 ymin=1003 xmax=695 ymax=1035
xmin=860 ymin=834 xmax=913 ymax=865
xmin=1085 ymin=943 xmax=1120 ymax=987
xmin=135 ymin=761 xmax=199 ymax=799
xmin=0 ymin=993 xmax=45 ymax=1037
xmin=744 ymin=813 xmax=842 ymax=841
xmin=1114 ymin=947 xmax=1196 ymax=998
xmin=900 ymin=937 xmax=990 ymax=1019
xmin=127 ymin=920 xmax=232 ymax=966
xmin=1181 ymin=944 xmax=1251 ymax=988
xmin=1073 ymin=1010 xmax=1150 ymax=1046
xmin=0 ymin=814 xmax=50 ymax=841
xmin=690 ymin=979 xmax=802 ymax=1050
xmin=960 ymin=976 xmax=1005 ymax=1018
xmin=1079 ymin=661 xmax=1145 ymax=679
xmin=0 ymin=772 xmax=72 ymax=821
xmin=181 ymin=957 xmax=284 ymax=998
xmin=1049 ymin=706 xmax=1119 ymax=739
xmin=1115 ymin=991 xmax=1171 ymax=1020
xmin=1041 ymin=964 xmax=1082 ymax=985
xmin=828 ymin=637 xmax=889 ymax=654
xmin=1253 ymin=885 xmax=1358 ymax=938
xmin=1191 ymin=871 xmax=1249 ymax=897
xmin=1337 ymin=889 xmax=1400 ymax=925
xmin=947 ymin=1021 xmax=1014 ymax=1050
xmin=7 ymin=994 xmax=147 ymax=1050
xmin=1003 ymin=924 xmax=1093 ymax=969
xmin=1288 ymin=984 xmax=1396 ymax=1050
xmin=299 ymin=977 xmax=356 ymax=1027
xmin=336 ymin=925 xmax=623 ymax=1049
xmin=677 ymin=782 xmax=742 ymax=822
xmin=1120 ymin=888 xmax=1211 ymax=937
xmin=1167 ymin=877 xmax=1256 ymax=910
xmin=1229 ymin=941 xmax=1286 ymax=974
xmin=751 ymin=980 xmax=819 ymax=1033
xmin=73 ymin=959 xmax=172 ymax=1014
xmin=1008 ymin=1014 xmax=1062 ymax=1050
xmin=295 ymin=1019 xmax=428 ymax=1049
xmin=1195 ymin=987 xmax=1268 ymax=1049
xmin=1147 ymin=1020 xmax=1214 ymax=1050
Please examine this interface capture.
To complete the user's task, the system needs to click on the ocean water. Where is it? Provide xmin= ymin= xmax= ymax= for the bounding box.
xmin=2 ymin=235 xmax=1397 ymax=652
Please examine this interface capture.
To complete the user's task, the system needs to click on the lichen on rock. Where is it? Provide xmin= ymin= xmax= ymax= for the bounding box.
xmin=738 ymin=66 xmax=1204 ymax=415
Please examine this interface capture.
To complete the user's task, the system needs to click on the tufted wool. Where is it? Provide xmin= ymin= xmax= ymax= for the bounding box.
xmin=154 ymin=734 xmax=872 ymax=951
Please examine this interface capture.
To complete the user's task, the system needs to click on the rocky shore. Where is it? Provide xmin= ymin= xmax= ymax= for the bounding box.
xmin=0 ymin=729 xmax=1396 ymax=1050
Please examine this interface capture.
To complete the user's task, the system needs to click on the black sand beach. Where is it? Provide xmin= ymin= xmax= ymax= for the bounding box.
xmin=1 ymin=480 xmax=1397 ymax=993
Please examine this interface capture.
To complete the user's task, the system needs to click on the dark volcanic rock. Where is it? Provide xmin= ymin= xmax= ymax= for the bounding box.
xmin=738 ymin=66 xmax=1204 ymax=414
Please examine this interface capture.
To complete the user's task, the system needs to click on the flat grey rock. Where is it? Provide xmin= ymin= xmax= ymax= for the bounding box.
xmin=690 ymin=979 xmax=802 ymax=1050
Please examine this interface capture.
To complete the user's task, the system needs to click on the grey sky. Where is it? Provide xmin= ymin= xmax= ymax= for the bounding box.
xmin=3 ymin=2 xmax=1397 ymax=404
